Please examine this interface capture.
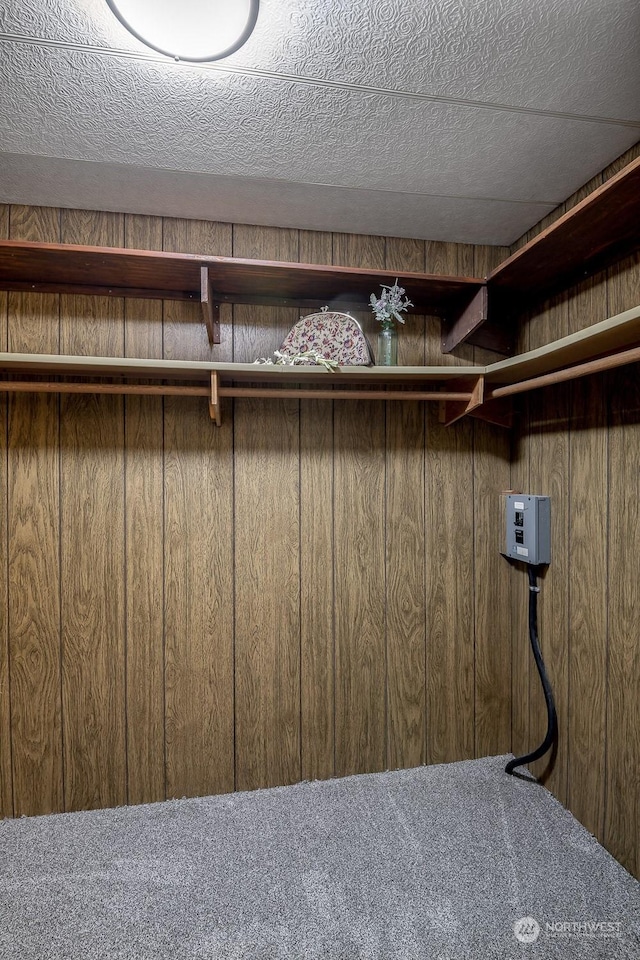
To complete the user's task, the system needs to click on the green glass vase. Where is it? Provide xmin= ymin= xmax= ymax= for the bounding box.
xmin=377 ymin=324 xmax=398 ymax=366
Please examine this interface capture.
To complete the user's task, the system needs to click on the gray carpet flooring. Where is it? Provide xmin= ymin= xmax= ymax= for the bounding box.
xmin=0 ymin=755 xmax=638 ymax=959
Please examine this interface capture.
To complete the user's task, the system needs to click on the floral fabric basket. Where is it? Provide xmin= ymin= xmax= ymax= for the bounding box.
xmin=279 ymin=310 xmax=374 ymax=366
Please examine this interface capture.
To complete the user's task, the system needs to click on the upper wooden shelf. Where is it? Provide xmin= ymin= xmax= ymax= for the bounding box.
xmin=0 ymin=239 xmax=483 ymax=316
xmin=487 ymin=155 xmax=640 ymax=319
xmin=0 ymin=155 xmax=637 ymax=354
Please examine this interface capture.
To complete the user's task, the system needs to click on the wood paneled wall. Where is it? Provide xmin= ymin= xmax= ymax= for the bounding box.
xmin=511 ymin=142 xmax=640 ymax=880
xmin=2 ymin=149 xmax=637 ymax=882
xmin=0 ymin=206 xmax=511 ymax=820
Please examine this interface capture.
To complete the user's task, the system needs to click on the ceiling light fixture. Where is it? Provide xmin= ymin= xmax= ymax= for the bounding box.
xmin=105 ymin=0 xmax=259 ymax=62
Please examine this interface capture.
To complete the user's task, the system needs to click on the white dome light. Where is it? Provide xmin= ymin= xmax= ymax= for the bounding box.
xmin=106 ymin=0 xmax=259 ymax=62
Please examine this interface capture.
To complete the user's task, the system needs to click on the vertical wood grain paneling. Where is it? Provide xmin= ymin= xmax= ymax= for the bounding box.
xmin=299 ymin=230 xmax=335 ymax=782
xmin=334 ymin=396 xmax=386 ymax=776
xmin=567 ymin=270 xmax=608 ymax=834
xmin=60 ymin=210 xmax=127 ymax=811
xmin=0 ymin=205 xmax=11 ymax=817
xmin=384 ymin=237 xmax=426 ymax=769
xmin=472 ymin=437 xmax=511 ymax=757
xmin=510 ymin=281 xmax=533 ymax=758
xmin=124 ymin=214 xmax=165 ymax=805
xmin=606 ymin=387 xmax=640 ymax=878
xmin=509 ymin=413 xmax=530 ymax=759
xmin=605 ymin=253 xmax=640 ymax=878
xmin=384 ymin=401 xmax=426 ymax=768
xmin=60 ymin=393 xmax=127 ymax=811
xmin=526 ymin=404 xmax=569 ymax=796
xmin=526 ymin=294 xmax=570 ymax=796
xmin=472 ymin=245 xmax=511 ymax=758
xmin=234 ymin=399 xmax=301 ymax=790
xmin=163 ymin=397 xmax=234 ymax=798
xmin=233 ymin=225 xmax=301 ymax=791
xmin=425 ymin=410 xmax=475 ymax=764
xmin=7 ymin=206 xmax=62 ymax=816
xmin=0 ymin=439 xmax=7 ymax=817
xmin=510 ymin=150 xmax=640 ymax=878
xmin=509 ymin=313 xmax=531 ymax=761
xmin=333 ymin=233 xmax=386 ymax=777
xmin=162 ymin=218 xmax=234 ymax=799
xmin=300 ymin=395 xmax=335 ymax=781
xmin=426 ymin=241 xmax=475 ymax=765
xmin=8 ymin=399 xmax=62 ymax=816
xmin=2 ymin=195 xmax=638 ymax=882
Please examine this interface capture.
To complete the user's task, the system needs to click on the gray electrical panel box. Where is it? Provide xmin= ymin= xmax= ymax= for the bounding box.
xmin=502 ymin=494 xmax=551 ymax=565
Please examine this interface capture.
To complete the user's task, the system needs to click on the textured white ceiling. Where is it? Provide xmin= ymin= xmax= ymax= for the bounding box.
xmin=1 ymin=0 xmax=639 ymax=245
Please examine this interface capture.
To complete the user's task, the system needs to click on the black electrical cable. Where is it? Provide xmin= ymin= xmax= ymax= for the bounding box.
xmin=506 ymin=565 xmax=558 ymax=776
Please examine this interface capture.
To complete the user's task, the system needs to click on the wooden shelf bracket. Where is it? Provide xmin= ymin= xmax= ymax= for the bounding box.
xmin=441 ymin=288 xmax=488 ymax=353
xmin=201 ymin=266 xmax=221 ymax=345
xmin=441 ymin=286 xmax=513 ymax=356
xmin=439 ymin=375 xmax=485 ymax=426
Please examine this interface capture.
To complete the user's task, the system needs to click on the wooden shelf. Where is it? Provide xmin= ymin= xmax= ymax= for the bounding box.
xmin=0 ymin=353 xmax=482 ymax=383
xmin=0 ymin=353 xmax=485 ymax=426
xmin=485 ymin=303 xmax=640 ymax=388
xmin=483 ymin=303 xmax=640 ymax=406
xmin=1 ymin=157 xmax=638 ymax=358
xmin=0 ymin=240 xmax=484 ymax=346
xmin=2 ymin=302 xmax=638 ymax=427
xmin=487 ymin=156 xmax=640 ymax=321
xmin=439 ymin=302 xmax=640 ymax=424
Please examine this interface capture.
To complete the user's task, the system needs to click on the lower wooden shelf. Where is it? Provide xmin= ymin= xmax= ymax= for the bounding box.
xmin=1 ymin=302 xmax=639 ymax=428
xmin=0 ymin=354 xmax=485 ymax=427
